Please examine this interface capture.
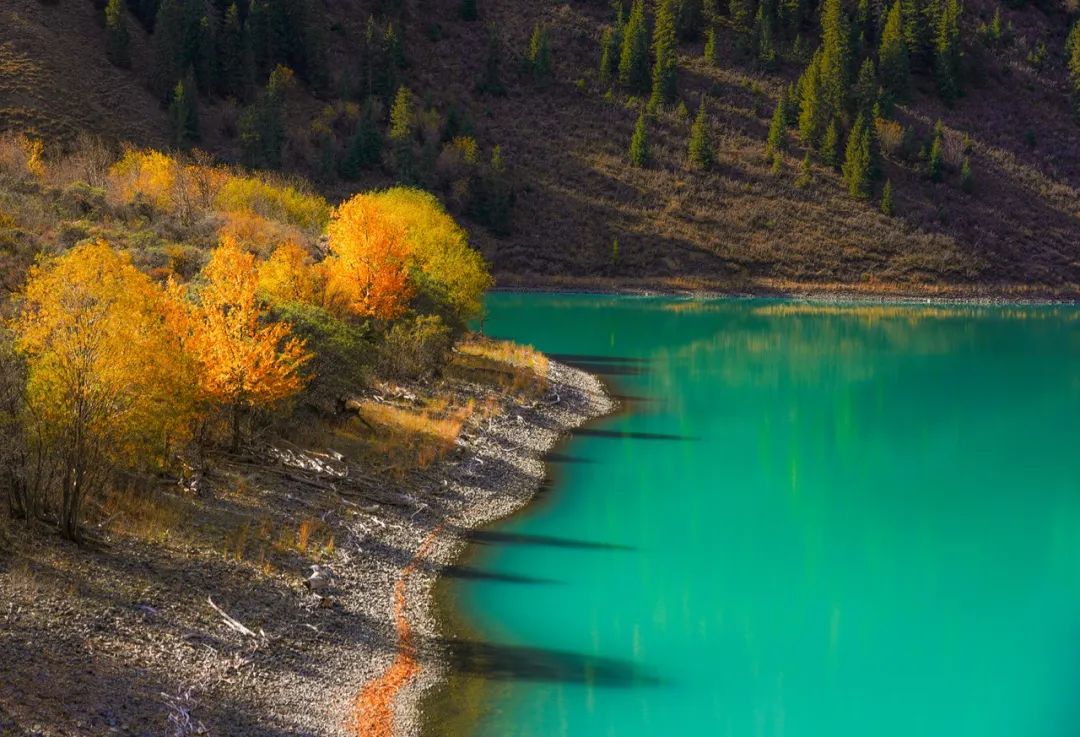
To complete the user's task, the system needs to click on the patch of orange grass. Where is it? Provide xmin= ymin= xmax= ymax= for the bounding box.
xmin=351 ymin=525 xmax=443 ymax=737
xmin=358 ymin=400 xmax=468 ymax=474
xmin=457 ymin=336 xmax=550 ymax=399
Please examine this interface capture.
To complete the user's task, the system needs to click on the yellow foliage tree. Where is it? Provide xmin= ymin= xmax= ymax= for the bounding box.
xmin=345 ymin=188 xmax=491 ymax=324
xmin=257 ymin=241 xmax=324 ymax=305
xmin=324 ymin=196 xmax=414 ymax=320
xmin=10 ymin=240 xmax=199 ymax=540
xmin=186 ymin=237 xmax=312 ymax=448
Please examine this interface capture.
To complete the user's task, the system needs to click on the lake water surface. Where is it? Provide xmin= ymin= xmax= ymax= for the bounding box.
xmin=433 ymin=294 xmax=1080 ymax=737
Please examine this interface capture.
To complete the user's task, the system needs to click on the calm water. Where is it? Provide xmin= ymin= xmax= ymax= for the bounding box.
xmin=437 ymin=294 xmax=1080 ymax=737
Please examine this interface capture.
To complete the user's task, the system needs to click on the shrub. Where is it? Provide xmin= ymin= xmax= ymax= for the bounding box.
xmin=378 ymin=314 xmax=452 ymax=381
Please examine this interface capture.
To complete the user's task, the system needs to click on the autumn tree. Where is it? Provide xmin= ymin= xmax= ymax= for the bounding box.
xmin=324 ymin=196 xmax=414 ymax=320
xmin=11 ymin=241 xmax=199 ymax=540
xmin=619 ymin=0 xmax=651 ymax=94
xmin=186 ymin=238 xmax=310 ymax=449
xmin=650 ymin=0 xmax=680 ymax=109
xmin=257 ymin=241 xmax=324 ymax=305
xmin=104 ymin=0 xmax=131 ymax=69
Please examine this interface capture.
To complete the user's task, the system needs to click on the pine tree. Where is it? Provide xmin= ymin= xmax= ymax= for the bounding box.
xmin=819 ymin=0 xmax=851 ymax=121
xmin=880 ymin=178 xmax=894 ymax=214
xmin=842 ymin=112 xmax=873 ymax=198
xmin=619 ymin=0 xmax=651 ymax=94
xmin=756 ymin=3 xmax=779 ymax=70
xmin=688 ymin=97 xmax=713 ymax=169
xmin=650 ymin=0 xmax=679 ymax=108
xmin=820 ymin=116 xmax=841 ymax=168
xmin=766 ymin=92 xmax=788 ymax=158
xmin=795 ymin=150 xmax=813 ymax=187
xmin=1069 ymin=24 xmax=1080 ymax=118
xmin=798 ymin=49 xmax=826 ymax=146
xmin=900 ymin=0 xmax=927 ymax=63
xmin=217 ymin=3 xmax=253 ymax=99
xmin=730 ymin=0 xmax=756 ymax=35
xmin=678 ymin=0 xmax=704 ymax=39
xmin=1067 ymin=21 xmax=1080 ymax=62
xmin=151 ymin=0 xmax=187 ymax=99
xmin=934 ymin=0 xmax=962 ymax=103
xmin=168 ymin=74 xmax=200 ymax=147
xmin=629 ymin=109 xmax=650 ymax=166
xmin=960 ymin=155 xmax=973 ymax=192
xmin=529 ymin=23 xmax=553 ymax=85
xmin=478 ymin=28 xmax=506 ymax=95
xmin=104 ymin=0 xmax=131 ymax=69
xmin=600 ymin=27 xmax=618 ymax=85
xmin=854 ymin=57 xmax=878 ymax=118
xmin=878 ymin=1 xmax=909 ymax=98
xmin=461 ymin=0 xmax=478 ymax=21
xmin=704 ymin=26 xmax=720 ymax=64
xmin=389 ymin=85 xmax=413 ymax=143
xmin=927 ymin=122 xmax=944 ymax=181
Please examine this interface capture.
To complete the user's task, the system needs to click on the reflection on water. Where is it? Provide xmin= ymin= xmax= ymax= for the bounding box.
xmin=431 ymin=295 xmax=1080 ymax=737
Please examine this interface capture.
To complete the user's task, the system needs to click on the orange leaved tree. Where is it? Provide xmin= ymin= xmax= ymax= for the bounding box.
xmin=10 ymin=240 xmax=199 ymax=540
xmin=324 ymin=195 xmax=414 ymax=320
xmin=186 ymin=237 xmax=311 ymax=449
xmin=257 ymin=241 xmax=324 ymax=305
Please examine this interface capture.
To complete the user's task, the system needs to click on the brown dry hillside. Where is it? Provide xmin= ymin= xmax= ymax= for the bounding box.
xmin=2 ymin=0 xmax=1080 ymax=296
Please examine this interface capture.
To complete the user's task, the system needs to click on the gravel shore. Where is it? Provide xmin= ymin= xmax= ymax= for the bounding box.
xmin=0 ymin=358 xmax=613 ymax=737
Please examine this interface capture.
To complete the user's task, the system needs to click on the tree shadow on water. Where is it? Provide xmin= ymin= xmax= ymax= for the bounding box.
xmin=426 ymin=638 xmax=663 ymax=688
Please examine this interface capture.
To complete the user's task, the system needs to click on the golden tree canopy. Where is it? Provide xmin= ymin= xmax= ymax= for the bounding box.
xmin=257 ymin=241 xmax=324 ymax=305
xmin=11 ymin=240 xmax=199 ymax=466
xmin=187 ymin=237 xmax=312 ymax=411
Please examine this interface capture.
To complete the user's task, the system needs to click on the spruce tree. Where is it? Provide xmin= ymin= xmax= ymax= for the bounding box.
xmin=1067 ymin=21 xmax=1080 ymax=63
xmin=105 ymin=0 xmax=131 ymax=69
xmin=819 ymin=0 xmax=851 ymax=121
xmin=796 ymin=150 xmax=813 ymax=187
xmin=730 ymin=0 xmax=756 ymax=35
xmin=842 ymin=112 xmax=872 ymax=198
xmin=820 ymin=116 xmax=841 ymax=168
xmin=927 ymin=122 xmax=944 ymax=181
xmin=766 ymin=92 xmax=788 ymax=158
xmin=678 ymin=0 xmax=704 ymax=39
xmin=1069 ymin=24 xmax=1080 ymax=118
xmin=650 ymin=0 xmax=679 ymax=108
xmin=878 ymin=1 xmax=909 ymax=98
xmin=600 ymin=27 xmax=618 ymax=85
xmin=798 ymin=49 xmax=826 ymax=146
xmin=880 ymin=178 xmax=894 ymax=214
xmin=339 ymin=99 xmax=383 ymax=179
xmin=478 ymin=28 xmax=506 ymax=95
xmin=688 ymin=97 xmax=713 ymax=169
xmin=218 ymin=3 xmax=253 ymax=99
xmin=934 ymin=0 xmax=962 ymax=103
xmin=461 ymin=0 xmax=478 ymax=21
xmin=629 ymin=109 xmax=650 ymax=166
xmin=168 ymin=75 xmax=200 ymax=147
xmin=389 ymin=86 xmax=415 ymax=182
xmin=756 ymin=4 xmax=779 ymax=70
xmin=619 ymin=0 xmax=651 ymax=94
xmin=529 ymin=23 xmax=553 ymax=85
xmin=854 ymin=57 xmax=878 ymax=118
xmin=704 ymin=26 xmax=720 ymax=64
xmin=900 ymin=0 xmax=927 ymax=63
xmin=960 ymin=155 xmax=973 ymax=192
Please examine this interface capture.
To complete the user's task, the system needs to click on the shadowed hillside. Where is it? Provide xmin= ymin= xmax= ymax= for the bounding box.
xmin=2 ymin=0 xmax=1079 ymax=296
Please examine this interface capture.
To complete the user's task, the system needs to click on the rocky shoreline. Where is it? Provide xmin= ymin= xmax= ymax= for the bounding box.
xmin=0 ymin=357 xmax=613 ymax=737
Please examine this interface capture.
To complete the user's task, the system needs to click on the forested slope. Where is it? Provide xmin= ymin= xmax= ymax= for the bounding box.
xmin=2 ymin=0 xmax=1079 ymax=295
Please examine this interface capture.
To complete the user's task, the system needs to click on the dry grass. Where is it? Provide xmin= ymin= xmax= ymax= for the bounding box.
xmin=96 ymin=483 xmax=190 ymax=545
xmin=356 ymin=399 xmax=469 ymax=476
xmin=453 ymin=336 xmax=550 ymax=399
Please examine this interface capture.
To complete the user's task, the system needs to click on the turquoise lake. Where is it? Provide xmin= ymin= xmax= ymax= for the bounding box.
xmin=435 ymin=293 xmax=1080 ymax=737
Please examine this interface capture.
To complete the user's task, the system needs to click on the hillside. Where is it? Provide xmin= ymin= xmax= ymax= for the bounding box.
xmin=2 ymin=0 xmax=1079 ymax=296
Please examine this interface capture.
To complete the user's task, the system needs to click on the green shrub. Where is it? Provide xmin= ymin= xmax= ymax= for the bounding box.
xmin=378 ymin=314 xmax=452 ymax=381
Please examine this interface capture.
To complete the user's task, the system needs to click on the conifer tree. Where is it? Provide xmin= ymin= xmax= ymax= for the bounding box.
xmin=529 ymin=23 xmax=553 ymax=85
xmin=934 ymin=0 xmax=962 ymax=102
xmin=1069 ymin=24 xmax=1080 ymax=118
xmin=704 ymin=26 xmax=720 ymax=64
xmin=756 ymin=3 xmax=779 ymax=70
xmin=820 ymin=116 xmax=841 ymax=168
xmin=678 ymin=0 xmax=704 ymax=39
xmin=629 ymin=109 xmax=650 ymax=166
xmin=168 ymin=74 xmax=200 ymax=147
xmin=796 ymin=150 xmax=813 ymax=187
xmin=650 ymin=0 xmax=680 ymax=108
xmin=389 ymin=85 xmax=415 ymax=181
xmin=854 ymin=57 xmax=879 ymax=118
xmin=960 ymin=155 xmax=973 ymax=192
xmin=461 ymin=0 xmax=478 ymax=21
xmin=878 ymin=1 xmax=909 ymax=97
xmin=766 ymin=92 xmax=788 ymax=158
xmin=478 ymin=28 xmax=506 ymax=95
xmin=900 ymin=0 xmax=927 ymax=63
xmin=151 ymin=0 xmax=187 ymax=99
xmin=927 ymin=122 xmax=944 ymax=181
xmin=798 ymin=49 xmax=826 ymax=146
xmin=600 ymin=27 xmax=618 ymax=85
xmin=1067 ymin=21 xmax=1080 ymax=63
xmin=842 ymin=112 xmax=872 ymax=198
xmin=688 ymin=97 xmax=713 ymax=169
xmin=339 ymin=99 xmax=383 ymax=179
xmin=880 ymin=178 xmax=894 ymax=214
xmin=619 ymin=0 xmax=651 ymax=93
xmin=217 ymin=3 xmax=253 ymax=99
xmin=819 ymin=0 xmax=851 ymax=121
xmin=104 ymin=0 xmax=131 ymax=69
xmin=730 ymin=0 xmax=756 ymax=35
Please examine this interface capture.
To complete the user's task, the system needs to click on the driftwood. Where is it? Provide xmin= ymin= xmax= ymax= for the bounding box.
xmin=207 ymin=597 xmax=262 ymax=639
